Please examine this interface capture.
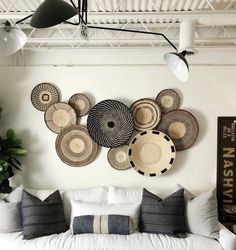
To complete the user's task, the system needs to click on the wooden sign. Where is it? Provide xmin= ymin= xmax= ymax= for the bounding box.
xmin=217 ymin=117 xmax=236 ymax=230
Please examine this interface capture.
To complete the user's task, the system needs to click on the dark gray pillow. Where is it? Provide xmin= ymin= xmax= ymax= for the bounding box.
xmin=21 ymin=190 xmax=68 ymax=239
xmin=73 ymin=214 xmax=134 ymax=235
xmin=140 ymin=188 xmax=186 ymax=238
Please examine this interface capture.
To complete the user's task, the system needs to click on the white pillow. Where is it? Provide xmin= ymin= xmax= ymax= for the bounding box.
xmin=25 ymin=189 xmax=57 ymax=201
xmin=107 ymin=186 xmax=162 ymax=204
xmin=63 ymin=187 xmax=108 ymax=224
xmin=177 ymin=184 xmax=219 ymax=239
xmin=5 ymin=185 xmax=24 ymax=202
xmin=108 ymin=186 xmax=143 ymax=204
xmin=70 ymin=200 xmax=140 ymax=232
xmin=0 ymin=202 xmax=22 ymax=233
xmin=0 ymin=185 xmax=24 ymax=233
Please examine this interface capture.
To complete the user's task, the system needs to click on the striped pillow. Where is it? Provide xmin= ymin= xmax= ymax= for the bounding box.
xmin=140 ymin=188 xmax=186 ymax=238
xmin=73 ymin=215 xmax=134 ymax=235
xmin=21 ymin=190 xmax=68 ymax=239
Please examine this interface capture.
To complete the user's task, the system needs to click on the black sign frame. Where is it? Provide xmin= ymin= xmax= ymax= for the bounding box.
xmin=217 ymin=116 xmax=236 ymax=229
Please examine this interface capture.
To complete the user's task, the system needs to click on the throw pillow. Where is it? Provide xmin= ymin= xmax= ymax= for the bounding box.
xmin=177 ymin=184 xmax=219 ymax=239
xmin=0 ymin=185 xmax=24 ymax=233
xmin=63 ymin=187 xmax=108 ymax=225
xmin=5 ymin=185 xmax=24 ymax=202
xmin=0 ymin=202 xmax=22 ymax=233
xmin=70 ymin=200 xmax=140 ymax=232
xmin=107 ymin=186 xmax=162 ymax=205
xmin=140 ymin=188 xmax=186 ymax=238
xmin=107 ymin=186 xmax=143 ymax=204
xmin=21 ymin=190 xmax=68 ymax=239
xmin=73 ymin=215 xmax=134 ymax=235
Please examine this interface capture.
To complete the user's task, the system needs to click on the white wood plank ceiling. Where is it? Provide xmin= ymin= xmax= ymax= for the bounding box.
xmin=0 ymin=0 xmax=236 ymax=49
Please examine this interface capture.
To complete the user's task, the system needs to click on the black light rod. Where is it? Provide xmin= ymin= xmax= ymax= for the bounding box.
xmin=87 ymin=25 xmax=178 ymax=51
xmin=70 ymin=0 xmax=77 ymax=10
xmin=15 ymin=14 xmax=33 ymax=24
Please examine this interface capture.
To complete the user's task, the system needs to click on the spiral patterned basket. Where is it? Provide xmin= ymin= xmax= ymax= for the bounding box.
xmin=87 ymin=99 xmax=134 ymax=148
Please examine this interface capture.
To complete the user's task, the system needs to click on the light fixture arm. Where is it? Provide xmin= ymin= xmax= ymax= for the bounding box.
xmin=15 ymin=14 xmax=33 ymax=24
xmin=87 ymin=25 xmax=178 ymax=51
xmin=14 ymin=0 xmax=178 ymax=52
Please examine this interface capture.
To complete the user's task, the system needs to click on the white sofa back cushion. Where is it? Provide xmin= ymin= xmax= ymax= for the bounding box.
xmin=177 ymin=184 xmax=219 ymax=239
xmin=107 ymin=186 xmax=162 ymax=204
xmin=107 ymin=186 xmax=143 ymax=204
xmin=25 ymin=189 xmax=57 ymax=201
xmin=63 ymin=187 xmax=108 ymax=224
xmin=0 ymin=185 xmax=24 ymax=234
xmin=70 ymin=200 xmax=140 ymax=232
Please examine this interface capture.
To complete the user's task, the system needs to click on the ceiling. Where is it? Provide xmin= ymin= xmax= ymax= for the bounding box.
xmin=0 ymin=0 xmax=236 ymax=50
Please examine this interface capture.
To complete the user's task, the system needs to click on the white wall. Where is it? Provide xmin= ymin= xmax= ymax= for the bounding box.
xmin=0 ymin=65 xmax=235 ymax=193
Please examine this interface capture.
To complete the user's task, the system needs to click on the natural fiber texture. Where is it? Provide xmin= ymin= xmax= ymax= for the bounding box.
xmin=130 ymin=98 xmax=161 ymax=131
xmin=44 ymin=102 xmax=77 ymax=133
xmin=31 ymin=83 xmax=60 ymax=111
xmin=69 ymin=93 xmax=91 ymax=117
xmin=107 ymin=145 xmax=130 ymax=171
xmin=56 ymin=125 xmax=98 ymax=167
xmin=157 ymin=109 xmax=199 ymax=151
xmin=128 ymin=130 xmax=176 ymax=177
xmin=87 ymin=99 xmax=134 ymax=148
xmin=156 ymin=89 xmax=180 ymax=113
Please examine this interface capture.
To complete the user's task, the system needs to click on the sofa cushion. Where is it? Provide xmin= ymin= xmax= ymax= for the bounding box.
xmin=63 ymin=187 xmax=107 ymax=225
xmin=26 ymin=189 xmax=58 ymax=201
xmin=21 ymin=190 xmax=68 ymax=239
xmin=140 ymin=188 xmax=186 ymax=238
xmin=0 ymin=185 xmax=24 ymax=233
xmin=70 ymin=200 xmax=140 ymax=232
xmin=5 ymin=185 xmax=24 ymax=202
xmin=108 ymin=186 xmax=143 ymax=204
xmin=73 ymin=214 xmax=134 ymax=235
xmin=177 ymin=184 xmax=219 ymax=239
xmin=0 ymin=202 xmax=22 ymax=233
xmin=107 ymin=186 xmax=165 ymax=204
xmin=0 ymin=230 xmax=223 ymax=250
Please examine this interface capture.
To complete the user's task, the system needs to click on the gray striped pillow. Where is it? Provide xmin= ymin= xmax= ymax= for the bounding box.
xmin=140 ymin=188 xmax=186 ymax=238
xmin=73 ymin=215 xmax=134 ymax=235
xmin=21 ymin=190 xmax=68 ymax=239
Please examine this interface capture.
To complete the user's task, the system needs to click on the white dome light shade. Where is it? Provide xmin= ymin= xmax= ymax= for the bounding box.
xmin=164 ymin=52 xmax=189 ymax=82
xmin=0 ymin=25 xmax=27 ymax=57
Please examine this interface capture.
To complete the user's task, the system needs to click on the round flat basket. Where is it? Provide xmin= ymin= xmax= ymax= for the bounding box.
xmin=130 ymin=98 xmax=161 ymax=131
xmin=128 ymin=130 xmax=176 ymax=177
xmin=107 ymin=145 xmax=130 ymax=171
xmin=156 ymin=89 xmax=180 ymax=113
xmin=157 ymin=109 xmax=199 ymax=151
xmin=56 ymin=125 xmax=98 ymax=167
xmin=45 ymin=102 xmax=77 ymax=134
xmin=69 ymin=93 xmax=91 ymax=117
xmin=87 ymin=99 xmax=134 ymax=148
xmin=31 ymin=83 xmax=60 ymax=111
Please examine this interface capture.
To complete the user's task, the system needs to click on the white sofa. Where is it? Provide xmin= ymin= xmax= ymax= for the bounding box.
xmin=0 ymin=186 xmax=235 ymax=250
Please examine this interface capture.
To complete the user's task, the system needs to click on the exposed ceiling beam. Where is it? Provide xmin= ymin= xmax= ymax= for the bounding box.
xmin=1 ymin=10 xmax=236 ymax=26
xmin=25 ymin=37 xmax=236 ymax=44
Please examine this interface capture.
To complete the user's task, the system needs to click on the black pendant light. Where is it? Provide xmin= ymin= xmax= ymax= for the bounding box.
xmin=30 ymin=0 xmax=78 ymax=28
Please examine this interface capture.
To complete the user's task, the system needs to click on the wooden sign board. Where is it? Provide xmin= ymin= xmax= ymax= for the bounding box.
xmin=217 ymin=117 xmax=236 ymax=230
